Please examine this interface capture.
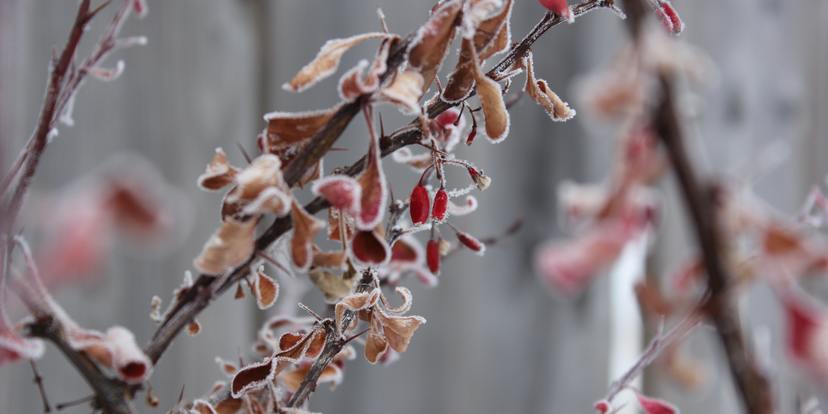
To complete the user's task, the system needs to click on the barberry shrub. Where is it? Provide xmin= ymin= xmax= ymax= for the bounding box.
xmin=0 ymin=1 xmax=824 ymax=414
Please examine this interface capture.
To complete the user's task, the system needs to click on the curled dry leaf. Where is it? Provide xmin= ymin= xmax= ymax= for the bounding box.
xmin=198 ymin=148 xmax=238 ymax=191
xmin=263 ymin=106 xmax=340 ymax=151
xmin=284 ymin=32 xmax=391 ymax=93
xmin=230 ymin=356 xmax=274 ymax=398
xmin=254 ymin=268 xmax=279 ymax=310
xmin=524 ymin=53 xmax=576 ymax=122
xmin=310 ymin=268 xmax=357 ymax=303
xmin=408 ymin=0 xmax=462 ymax=92
xmin=240 ymin=186 xmax=292 ymax=217
xmin=191 ymin=399 xmax=217 ymax=414
xmin=375 ymin=310 xmax=426 ymax=355
xmin=471 ymin=45 xmax=510 ymax=142
xmin=461 ymin=0 xmax=505 ymax=38
xmin=338 ymin=37 xmax=396 ymax=101
xmin=312 ymin=175 xmax=362 ymax=216
xmin=231 ymin=328 xmax=326 ymax=397
xmin=378 ymin=69 xmax=425 ymax=116
xmin=356 ymin=129 xmax=389 ymax=230
xmin=381 ymin=286 xmax=414 ymax=314
xmin=290 ymin=200 xmax=326 ymax=272
xmin=351 ymin=229 xmax=390 ymax=266
xmin=442 ymin=38 xmax=477 ymax=103
xmin=279 ymin=360 xmax=344 ymax=393
xmin=335 ymin=289 xmax=381 ymax=333
xmin=477 ymin=0 xmax=512 ymax=60
xmin=443 ymin=0 xmax=512 ymax=103
xmin=193 ymin=218 xmax=257 ymax=275
xmin=227 ymin=154 xmax=285 ymax=203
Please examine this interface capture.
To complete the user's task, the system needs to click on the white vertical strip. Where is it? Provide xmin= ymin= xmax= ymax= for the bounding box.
xmin=607 ymin=234 xmax=649 ymax=412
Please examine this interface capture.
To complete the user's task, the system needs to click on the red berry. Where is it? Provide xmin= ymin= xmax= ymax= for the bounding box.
xmin=656 ymin=1 xmax=684 ymax=34
xmin=409 ymin=184 xmax=430 ymax=225
xmin=432 ymin=188 xmax=448 ymax=221
xmin=537 ymin=0 xmax=570 ymax=19
xmin=426 ymin=239 xmax=441 ymax=274
xmin=456 ymin=231 xmax=485 ymax=254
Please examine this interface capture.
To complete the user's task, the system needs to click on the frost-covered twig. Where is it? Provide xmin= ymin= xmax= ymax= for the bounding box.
xmin=603 ymin=311 xmax=702 ymax=404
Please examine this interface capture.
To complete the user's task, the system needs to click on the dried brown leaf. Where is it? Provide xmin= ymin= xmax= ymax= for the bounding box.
xmin=523 ymin=53 xmax=576 ymax=122
xmin=378 ymin=69 xmax=425 ymax=115
xmin=193 ymin=218 xmax=257 ymax=275
xmin=408 ymin=0 xmax=462 ymax=92
xmin=472 ymin=47 xmax=509 ymax=142
xmin=290 ymin=201 xmax=325 ymax=272
xmin=263 ymin=106 xmax=340 ymax=151
xmin=355 ymin=131 xmax=388 ymax=230
xmin=198 ymin=148 xmax=238 ymax=191
xmin=254 ymin=269 xmax=279 ymax=310
xmin=351 ymin=229 xmax=390 ymax=266
xmin=284 ymin=32 xmax=391 ymax=93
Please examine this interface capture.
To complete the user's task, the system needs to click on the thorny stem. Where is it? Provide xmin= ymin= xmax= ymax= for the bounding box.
xmin=286 ymin=271 xmax=375 ymax=408
xmin=615 ymin=1 xmax=775 ymax=410
xmin=145 ymin=0 xmax=615 ymax=404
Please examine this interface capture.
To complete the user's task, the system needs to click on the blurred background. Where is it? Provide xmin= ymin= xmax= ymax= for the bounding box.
xmin=1 ymin=0 xmax=827 ymax=413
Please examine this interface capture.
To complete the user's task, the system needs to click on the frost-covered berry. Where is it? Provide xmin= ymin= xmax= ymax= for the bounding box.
xmin=426 ymin=239 xmax=441 ymax=274
xmin=432 ymin=188 xmax=448 ymax=221
xmin=410 ymin=184 xmax=430 ymax=225
xmin=537 ymin=0 xmax=573 ymax=22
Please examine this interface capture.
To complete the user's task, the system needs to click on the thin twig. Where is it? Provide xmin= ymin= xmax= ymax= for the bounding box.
xmin=55 ymin=395 xmax=95 ymax=411
xmin=29 ymin=360 xmax=52 ymax=413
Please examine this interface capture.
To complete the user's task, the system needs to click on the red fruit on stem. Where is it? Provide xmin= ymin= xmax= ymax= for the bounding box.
xmin=655 ymin=0 xmax=684 ymax=34
xmin=456 ymin=231 xmax=485 ymax=254
xmin=432 ymin=188 xmax=448 ymax=221
xmin=426 ymin=239 xmax=441 ymax=274
xmin=409 ymin=184 xmax=430 ymax=225
xmin=537 ymin=0 xmax=571 ymax=21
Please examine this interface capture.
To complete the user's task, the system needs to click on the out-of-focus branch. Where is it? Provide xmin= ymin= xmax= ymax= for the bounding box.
xmin=12 ymin=237 xmax=132 ymax=414
xmin=27 ymin=317 xmax=132 ymax=414
xmin=653 ymin=76 xmax=773 ymax=414
xmin=618 ymin=0 xmax=774 ymax=410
